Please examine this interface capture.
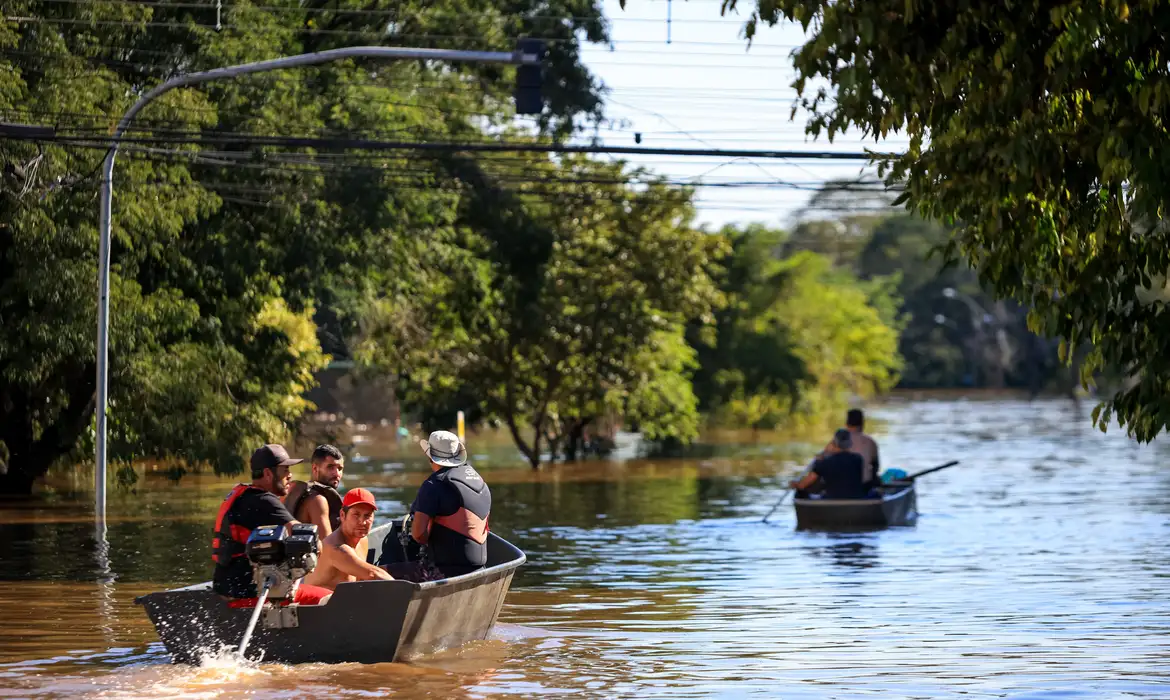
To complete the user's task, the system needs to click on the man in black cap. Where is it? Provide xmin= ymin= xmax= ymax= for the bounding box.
xmin=210 ymin=444 xmax=333 ymax=605
xmin=790 ymin=429 xmax=871 ymax=499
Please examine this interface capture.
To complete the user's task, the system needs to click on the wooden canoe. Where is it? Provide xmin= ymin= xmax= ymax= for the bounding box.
xmin=793 ymin=481 xmax=918 ymax=529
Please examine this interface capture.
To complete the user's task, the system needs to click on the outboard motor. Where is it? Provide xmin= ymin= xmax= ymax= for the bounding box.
xmin=236 ymin=523 xmax=319 ymax=659
xmin=245 ymin=523 xmax=320 ymax=599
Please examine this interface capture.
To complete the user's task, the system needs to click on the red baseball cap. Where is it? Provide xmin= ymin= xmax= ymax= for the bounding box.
xmin=342 ymin=487 xmax=378 ymax=511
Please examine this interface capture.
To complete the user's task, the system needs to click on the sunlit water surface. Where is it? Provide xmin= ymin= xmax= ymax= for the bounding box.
xmin=1 ymin=398 xmax=1169 ymax=698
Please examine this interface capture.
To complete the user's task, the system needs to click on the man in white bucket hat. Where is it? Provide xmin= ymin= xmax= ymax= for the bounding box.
xmin=419 ymin=429 xmax=469 ymax=468
xmin=397 ymin=430 xmax=492 ymax=580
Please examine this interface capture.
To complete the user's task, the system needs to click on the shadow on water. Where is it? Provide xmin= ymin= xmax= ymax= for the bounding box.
xmin=2 ymin=398 xmax=1170 ymax=697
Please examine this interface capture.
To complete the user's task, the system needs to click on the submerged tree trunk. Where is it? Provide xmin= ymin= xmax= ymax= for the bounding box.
xmin=545 ymin=432 xmax=562 ymax=463
xmin=0 ymin=371 xmax=95 ymax=497
xmin=503 ymin=412 xmax=546 ymax=469
xmin=564 ymin=419 xmax=587 ymax=461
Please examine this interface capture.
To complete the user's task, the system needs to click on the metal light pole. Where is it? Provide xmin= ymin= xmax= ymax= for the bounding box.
xmin=941 ymin=287 xmax=994 ymax=328
xmin=941 ymin=287 xmax=1009 ymax=387
xmin=95 ymin=45 xmax=542 ymax=524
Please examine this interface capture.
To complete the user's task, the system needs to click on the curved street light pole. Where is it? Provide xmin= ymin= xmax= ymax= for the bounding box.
xmin=95 ymin=45 xmax=541 ymax=525
xmin=941 ymin=287 xmax=1011 ymax=387
xmin=941 ymin=287 xmax=994 ymax=327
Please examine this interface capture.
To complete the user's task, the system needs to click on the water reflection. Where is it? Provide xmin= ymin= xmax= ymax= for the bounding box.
xmin=0 ymin=398 xmax=1169 ymax=698
xmin=800 ymin=539 xmax=881 ymax=572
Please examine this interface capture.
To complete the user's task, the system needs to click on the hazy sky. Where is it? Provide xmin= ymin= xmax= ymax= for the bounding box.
xmin=576 ymin=0 xmax=912 ymax=230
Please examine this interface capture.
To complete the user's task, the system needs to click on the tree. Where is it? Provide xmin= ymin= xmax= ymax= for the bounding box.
xmin=690 ymin=224 xmax=902 ymax=432
xmin=721 ymin=0 xmax=1170 ymax=440
xmin=0 ymin=0 xmax=611 ymax=493
xmin=356 ymin=155 xmax=725 ymax=467
xmin=688 ymin=225 xmax=809 ymax=423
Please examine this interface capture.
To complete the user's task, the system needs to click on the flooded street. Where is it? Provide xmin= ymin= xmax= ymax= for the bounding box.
xmin=2 ymin=397 xmax=1169 ymax=698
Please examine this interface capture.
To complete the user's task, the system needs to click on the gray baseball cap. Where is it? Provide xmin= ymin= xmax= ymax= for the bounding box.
xmin=832 ymin=428 xmax=853 ymax=450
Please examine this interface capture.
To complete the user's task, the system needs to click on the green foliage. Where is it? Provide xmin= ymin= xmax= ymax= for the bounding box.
xmin=766 ymin=251 xmax=904 ymax=418
xmin=692 ymin=224 xmax=903 ymax=432
xmin=620 ymin=330 xmax=703 ymax=444
xmin=357 ymin=155 xmax=725 ymax=467
xmin=727 ymin=0 xmax=1170 ymax=440
xmin=0 ymin=0 xmax=610 ymax=492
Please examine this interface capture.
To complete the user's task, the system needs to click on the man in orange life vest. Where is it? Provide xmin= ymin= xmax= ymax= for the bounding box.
xmin=284 ymin=444 xmax=345 ymax=539
xmin=211 ymin=444 xmax=334 ymax=605
xmin=408 ymin=430 xmax=492 ymax=579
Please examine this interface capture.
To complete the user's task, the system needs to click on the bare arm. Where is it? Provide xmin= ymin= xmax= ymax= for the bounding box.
xmin=323 ymin=541 xmax=393 ymax=581
xmin=302 ymin=494 xmax=333 ymax=538
xmin=411 ymin=512 xmax=432 ymax=544
xmin=791 ymin=472 xmax=820 ymax=490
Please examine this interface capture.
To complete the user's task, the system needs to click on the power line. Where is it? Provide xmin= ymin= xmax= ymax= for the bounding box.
xmin=28 ymin=0 xmax=756 ymax=26
xmin=12 ymin=129 xmax=894 ymax=160
xmin=2 ymin=15 xmax=779 ymax=48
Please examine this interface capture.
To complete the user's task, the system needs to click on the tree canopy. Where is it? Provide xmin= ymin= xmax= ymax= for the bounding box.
xmin=724 ymin=0 xmax=1170 ymax=440
xmin=689 ymin=223 xmax=902 ymax=433
xmin=0 ymin=0 xmax=612 ymax=492
xmin=355 ymin=155 xmax=725 ymax=467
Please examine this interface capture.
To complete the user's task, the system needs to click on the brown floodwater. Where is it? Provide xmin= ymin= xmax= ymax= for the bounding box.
xmin=2 ymin=397 xmax=1170 ymax=698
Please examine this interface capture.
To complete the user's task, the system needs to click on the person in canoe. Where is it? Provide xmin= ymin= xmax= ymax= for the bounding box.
xmin=382 ymin=430 xmax=493 ymax=582
xmin=820 ymin=408 xmax=881 ymax=489
xmin=792 ymin=429 xmax=872 ymax=499
xmin=301 ymin=487 xmax=396 ymax=590
xmin=284 ymin=444 xmax=346 ymax=540
xmin=211 ymin=444 xmax=335 ymax=605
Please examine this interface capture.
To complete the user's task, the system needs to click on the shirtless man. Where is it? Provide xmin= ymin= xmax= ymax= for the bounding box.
xmin=301 ymin=487 xmax=395 ymax=591
xmin=284 ymin=444 xmax=345 ymax=539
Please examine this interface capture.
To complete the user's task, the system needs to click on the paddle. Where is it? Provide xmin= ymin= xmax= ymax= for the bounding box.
xmin=761 ymin=458 xmax=816 ymax=523
xmin=901 ymin=460 xmax=960 ymax=481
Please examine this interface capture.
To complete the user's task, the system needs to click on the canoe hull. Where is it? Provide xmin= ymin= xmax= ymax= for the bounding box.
xmin=136 ymin=527 xmax=524 ymax=664
xmin=793 ymin=482 xmax=917 ymax=530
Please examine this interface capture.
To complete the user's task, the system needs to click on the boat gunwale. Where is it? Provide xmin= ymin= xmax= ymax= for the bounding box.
xmin=134 ymin=527 xmax=525 ymax=602
xmin=792 ymin=482 xmax=914 ymax=508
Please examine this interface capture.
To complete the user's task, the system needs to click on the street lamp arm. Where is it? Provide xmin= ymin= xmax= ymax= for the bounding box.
xmin=94 ymin=45 xmax=541 ymax=526
xmin=942 ymin=287 xmax=991 ymax=325
xmin=110 ymin=47 xmax=533 ymax=140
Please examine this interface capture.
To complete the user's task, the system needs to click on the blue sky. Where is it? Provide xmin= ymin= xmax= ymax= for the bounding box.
xmin=575 ymin=0 xmax=912 ymax=230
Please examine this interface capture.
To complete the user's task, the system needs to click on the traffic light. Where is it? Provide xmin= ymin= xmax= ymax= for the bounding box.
xmin=514 ymin=38 xmax=546 ymax=115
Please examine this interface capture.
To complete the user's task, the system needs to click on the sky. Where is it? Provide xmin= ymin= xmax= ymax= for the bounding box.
xmin=574 ymin=0 xmax=913 ymax=230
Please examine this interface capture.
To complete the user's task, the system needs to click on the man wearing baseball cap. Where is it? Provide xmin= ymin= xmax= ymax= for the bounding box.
xmin=212 ymin=444 xmax=334 ymax=604
xmin=302 ymin=487 xmax=395 ymax=590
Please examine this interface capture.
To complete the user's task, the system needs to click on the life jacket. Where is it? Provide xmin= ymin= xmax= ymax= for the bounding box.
xmin=283 ymin=480 xmax=343 ymax=533
xmin=432 ymin=465 xmax=491 ymax=544
xmin=211 ymin=484 xmax=264 ymax=567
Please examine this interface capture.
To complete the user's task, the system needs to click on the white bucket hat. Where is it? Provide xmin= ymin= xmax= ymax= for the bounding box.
xmin=419 ymin=430 xmax=467 ymax=468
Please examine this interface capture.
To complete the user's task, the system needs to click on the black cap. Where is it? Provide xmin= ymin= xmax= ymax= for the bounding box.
xmin=833 ymin=428 xmax=853 ymax=449
xmin=250 ymin=444 xmax=303 ymax=476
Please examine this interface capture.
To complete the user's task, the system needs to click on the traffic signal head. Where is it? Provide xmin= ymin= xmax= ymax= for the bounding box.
xmin=514 ymin=38 xmax=546 ymax=116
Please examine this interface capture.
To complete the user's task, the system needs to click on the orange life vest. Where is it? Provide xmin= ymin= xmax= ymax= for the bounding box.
xmin=431 ymin=465 xmax=491 ymax=544
xmin=211 ymin=483 xmax=263 ymax=566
